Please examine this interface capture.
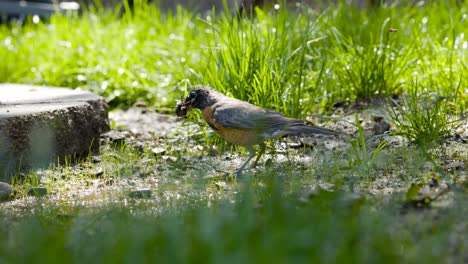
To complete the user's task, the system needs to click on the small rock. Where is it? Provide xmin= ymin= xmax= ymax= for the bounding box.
xmin=195 ymin=145 xmax=204 ymax=151
xmin=215 ymin=181 xmax=228 ymax=190
xmin=208 ymin=146 xmax=220 ymax=156
xmin=372 ymin=116 xmax=391 ymax=135
xmin=151 ymin=147 xmax=166 ymax=156
xmin=91 ymin=167 xmax=104 ymax=178
xmin=128 ymin=189 xmax=152 ymax=199
xmin=102 ymin=130 xmax=127 ymax=145
xmin=0 ymin=182 xmax=13 ymax=202
xmin=91 ymin=155 xmax=101 ymax=163
xmin=27 ymin=187 xmax=48 ymax=197
xmin=162 ymin=155 xmax=177 ymax=162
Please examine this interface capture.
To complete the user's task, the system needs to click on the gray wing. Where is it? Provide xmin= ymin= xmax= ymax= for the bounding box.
xmin=212 ymin=102 xmax=296 ymax=131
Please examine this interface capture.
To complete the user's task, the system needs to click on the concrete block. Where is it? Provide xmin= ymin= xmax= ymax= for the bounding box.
xmin=0 ymin=84 xmax=109 ymax=181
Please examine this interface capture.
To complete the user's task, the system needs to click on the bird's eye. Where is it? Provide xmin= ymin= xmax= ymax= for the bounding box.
xmin=189 ymin=91 xmax=197 ymax=98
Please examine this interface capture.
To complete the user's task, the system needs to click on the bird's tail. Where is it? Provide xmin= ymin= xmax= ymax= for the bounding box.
xmin=284 ymin=124 xmax=343 ymax=137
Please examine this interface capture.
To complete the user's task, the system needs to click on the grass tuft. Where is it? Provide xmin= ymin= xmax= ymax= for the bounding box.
xmin=388 ymin=80 xmax=461 ymax=146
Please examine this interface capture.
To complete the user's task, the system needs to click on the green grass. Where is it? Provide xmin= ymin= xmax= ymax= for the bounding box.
xmin=1 ymin=1 xmax=468 ymax=263
xmin=0 ymin=0 xmax=466 ymax=113
xmin=388 ymin=80 xmax=461 ymax=146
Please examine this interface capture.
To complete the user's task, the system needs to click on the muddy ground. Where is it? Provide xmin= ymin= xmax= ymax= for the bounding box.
xmin=1 ymin=102 xmax=466 ymax=218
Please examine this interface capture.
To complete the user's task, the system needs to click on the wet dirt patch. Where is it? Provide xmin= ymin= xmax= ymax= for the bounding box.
xmin=0 ymin=106 xmax=466 ymax=219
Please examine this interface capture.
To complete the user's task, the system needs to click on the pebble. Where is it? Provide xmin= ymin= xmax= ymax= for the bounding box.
xmin=91 ymin=155 xmax=101 ymax=163
xmin=151 ymin=147 xmax=166 ymax=156
xmin=215 ymin=181 xmax=228 ymax=190
xmin=0 ymin=182 xmax=12 ymax=202
xmin=162 ymin=155 xmax=177 ymax=162
xmin=372 ymin=115 xmax=391 ymax=135
xmin=208 ymin=146 xmax=220 ymax=156
xmin=102 ymin=130 xmax=128 ymax=145
xmin=91 ymin=167 xmax=104 ymax=178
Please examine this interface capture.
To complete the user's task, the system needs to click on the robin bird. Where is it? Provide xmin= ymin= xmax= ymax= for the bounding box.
xmin=176 ymin=87 xmax=343 ymax=176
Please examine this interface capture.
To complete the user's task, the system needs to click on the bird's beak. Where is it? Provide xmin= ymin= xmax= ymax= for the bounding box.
xmin=175 ymin=94 xmax=196 ymax=117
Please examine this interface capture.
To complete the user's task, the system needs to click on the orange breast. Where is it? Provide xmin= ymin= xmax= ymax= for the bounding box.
xmin=201 ymin=107 xmax=259 ymax=146
xmin=201 ymin=106 xmax=222 ymax=130
xmin=218 ymin=128 xmax=259 ymax=146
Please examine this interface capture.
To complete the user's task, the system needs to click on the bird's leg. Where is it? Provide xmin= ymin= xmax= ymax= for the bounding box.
xmin=282 ymin=138 xmax=291 ymax=164
xmin=251 ymin=143 xmax=266 ymax=168
xmin=235 ymin=146 xmax=256 ymax=176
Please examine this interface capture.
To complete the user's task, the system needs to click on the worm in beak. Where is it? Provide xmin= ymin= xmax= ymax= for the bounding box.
xmin=175 ymin=96 xmax=196 ymax=117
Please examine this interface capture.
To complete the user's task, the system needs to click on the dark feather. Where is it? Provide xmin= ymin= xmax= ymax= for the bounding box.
xmin=212 ymin=103 xmax=291 ymax=131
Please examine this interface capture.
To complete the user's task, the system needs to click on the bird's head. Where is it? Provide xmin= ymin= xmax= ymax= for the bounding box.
xmin=175 ymin=88 xmax=212 ymax=117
